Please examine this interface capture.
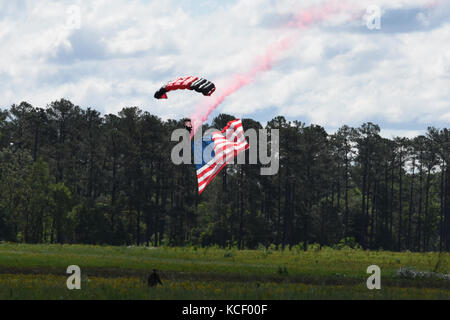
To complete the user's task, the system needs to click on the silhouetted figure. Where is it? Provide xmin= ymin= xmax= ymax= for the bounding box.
xmin=183 ymin=118 xmax=192 ymax=134
xmin=148 ymin=269 xmax=162 ymax=287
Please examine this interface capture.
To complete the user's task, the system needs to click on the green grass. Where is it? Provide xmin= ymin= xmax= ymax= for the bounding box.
xmin=0 ymin=243 xmax=449 ymax=299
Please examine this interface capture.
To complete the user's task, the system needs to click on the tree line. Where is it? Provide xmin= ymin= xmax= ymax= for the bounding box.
xmin=0 ymin=99 xmax=449 ymax=252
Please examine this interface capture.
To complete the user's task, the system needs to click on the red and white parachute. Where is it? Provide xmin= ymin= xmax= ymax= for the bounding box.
xmin=154 ymin=76 xmax=215 ymax=99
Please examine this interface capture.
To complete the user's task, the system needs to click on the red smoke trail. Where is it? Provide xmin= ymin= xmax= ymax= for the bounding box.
xmin=189 ymin=0 xmax=443 ymax=134
xmin=189 ymin=0 xmax=351 ymax=135
xmin=190 ymin=37 xmax=291 ymax=133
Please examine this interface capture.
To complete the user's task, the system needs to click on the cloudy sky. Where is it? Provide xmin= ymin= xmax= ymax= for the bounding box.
xmin=0 ymin=0 xmax=449 ymax=137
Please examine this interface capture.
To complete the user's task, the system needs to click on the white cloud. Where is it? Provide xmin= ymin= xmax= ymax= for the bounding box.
xmin=0 ymin=0 xmax=448 ymax=136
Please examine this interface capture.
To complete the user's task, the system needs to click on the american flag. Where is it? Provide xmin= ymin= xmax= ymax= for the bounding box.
xmin=193 ymin=119 xmax=249 ymax=194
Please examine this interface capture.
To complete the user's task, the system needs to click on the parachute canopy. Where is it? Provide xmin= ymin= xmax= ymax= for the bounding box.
xmin=154 ymin=76 xmax=216 ymax=99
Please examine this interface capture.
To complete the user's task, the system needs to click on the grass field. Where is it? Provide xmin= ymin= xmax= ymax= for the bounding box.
xmin=0 ymin=243 xmax=449 ymax=300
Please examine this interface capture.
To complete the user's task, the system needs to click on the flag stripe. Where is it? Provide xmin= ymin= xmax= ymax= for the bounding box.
xmin=197 ymin=142 xmax=249 ymax=183
xmin=196 ymin=119 xmax=249 ymax=194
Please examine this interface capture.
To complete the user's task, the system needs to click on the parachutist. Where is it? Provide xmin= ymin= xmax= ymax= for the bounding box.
xmin=184 ymin=118 xmax=193 ymax=134
xmin=148 ymin=269 xmax=163 ymax=287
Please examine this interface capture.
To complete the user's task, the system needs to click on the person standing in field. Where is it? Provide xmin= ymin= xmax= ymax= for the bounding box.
xmin=148 ymin=269 xmax=162 ymax=287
